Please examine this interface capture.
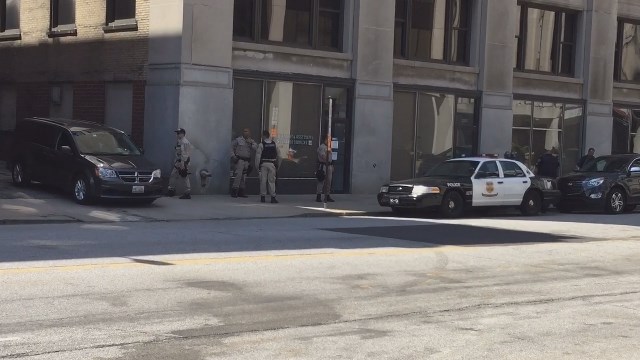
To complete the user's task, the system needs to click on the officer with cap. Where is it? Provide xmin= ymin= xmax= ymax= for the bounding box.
xmin=255 ymin=130 xmax=281 ymax=203
xmin=230 ymin=128 xmax=257 ymax=198
xmin=167 ymin=128 xmax=192 ymax=199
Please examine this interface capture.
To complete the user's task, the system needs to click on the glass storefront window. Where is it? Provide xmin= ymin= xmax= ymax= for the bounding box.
xmin=415 ymin=93 xmax=455 ymax=177
xmin=512 ymin=101 xmax=583 ymax=176
xmin=616 ymin=22 xmax=640 ymax=83
xmin=391 ymin=91 xmax=477 ymax=180
xmin=612 ymin=107 xmax=640 ymax=154
xmin=391 ymin=92 xmax=416 ymax=181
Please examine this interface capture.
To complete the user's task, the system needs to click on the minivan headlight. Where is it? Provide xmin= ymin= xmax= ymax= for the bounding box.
xmin=152 ymin=169 xmax=161 ymax=179
xmin=97 ymin=167 xmax=117 ymax=179
xmin=585 ymin=178 xmax=604 ymax=188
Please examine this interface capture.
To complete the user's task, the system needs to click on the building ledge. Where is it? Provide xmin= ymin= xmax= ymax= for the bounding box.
xmin=614 ymin=81 xmax=640 ymax=91
xmin=233 ymin=41 xmax=352 ymax=61
xmin=0 ymin=30 xmax=21 ymax=41
xmin=103 ymin=20 xmax=138 ymax=33
xmin=394 ymin=58 xmax=479 ymax=74
xmin=514 ymin=71 xmax=583 ymax=84
xmin=47 ymin=26 xmax=77 ymax=38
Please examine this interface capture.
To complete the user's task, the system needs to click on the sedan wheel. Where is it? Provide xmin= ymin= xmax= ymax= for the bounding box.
xmin=11 ymin=162 xmax=29 ymax=186
xmin=440 ymin=191 xmax=464 ymax=218
xmin=605 ymin=189 xmax=625 ymax=214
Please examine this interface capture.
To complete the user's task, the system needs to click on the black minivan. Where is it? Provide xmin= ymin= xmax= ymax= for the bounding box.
xmin=8 ymin=117 xmax=164 ymax=204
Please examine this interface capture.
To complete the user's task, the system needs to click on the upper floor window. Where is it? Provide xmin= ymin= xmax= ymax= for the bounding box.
xmin=394 ymin=0 xmax=472 ymax=65
xmin=0 ymin=0 xmax=20 ymax=33
xmin=50 ymin=0 xmax=75 ymax=33
xmin=614 ymin=19 xmax=640 ymax=83
xmin=514 ymin=3 xmax=577 ymax=76
xmin=105 ymin=0 xmax=136 ymax=32
xmin=233 ymin=0 xmax=343 ymax=51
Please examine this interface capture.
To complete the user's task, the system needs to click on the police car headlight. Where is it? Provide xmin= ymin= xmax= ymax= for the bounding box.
xmin=96 ymin=167 xmax=117 ymax=179
xmin=380 ymin=186 xmax=389 ymax=193
xmin=585 ymin=178 xmax=604 ymax=188
xmin=152 ymin=169 xmax=161 ymax=179
xmin=412 ymin=185 xmax=440 ymax=195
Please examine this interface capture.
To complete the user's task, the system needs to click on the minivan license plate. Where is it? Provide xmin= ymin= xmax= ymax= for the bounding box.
xmin=132 ymin=186 xmax=145 ymax=194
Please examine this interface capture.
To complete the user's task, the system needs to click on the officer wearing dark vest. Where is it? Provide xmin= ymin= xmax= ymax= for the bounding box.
xmin=255 ymin=130 xmax=281 ymax=203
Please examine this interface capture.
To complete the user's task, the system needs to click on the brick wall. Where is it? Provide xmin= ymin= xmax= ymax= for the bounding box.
xmin=16 ymin=83 xmax=49 ymax=121
xmin=73 ymin=82 xmax=105 ymax=124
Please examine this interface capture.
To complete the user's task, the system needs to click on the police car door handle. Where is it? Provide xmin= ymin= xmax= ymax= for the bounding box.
xmin=522 ymin=181 xmax=529 ymax=184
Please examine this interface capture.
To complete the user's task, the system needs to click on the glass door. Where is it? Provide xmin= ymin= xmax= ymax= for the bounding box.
xmin=322 ymin=87 xmax=351 ymax=193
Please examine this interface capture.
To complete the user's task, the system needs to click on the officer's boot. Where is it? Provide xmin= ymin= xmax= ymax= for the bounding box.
xmin=231 ymin=188 xmax=238 ymax=198
xmin=166 ymin=188 xmax=176 ymax=197
xmin=260 ymin=196 xmax=266 ymax=203
xmin=271 ymin=196 xmax=279 ymax=204
xmin=325 ymin=195 xmax=335 ymax=203
xmin=316 ymin=194 xmax=322 ymax=202
xmin=179 ymin=192 xmax=191 ymax=199
xmin=238 ymin=188 xmax=248 ymax=198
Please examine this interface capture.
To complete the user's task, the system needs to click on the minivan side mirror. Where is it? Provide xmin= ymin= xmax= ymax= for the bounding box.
xmin=60 ymin=145 xmax=73 ymax=156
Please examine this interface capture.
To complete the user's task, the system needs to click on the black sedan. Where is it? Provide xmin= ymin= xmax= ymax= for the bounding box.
xmin=378 ymin=157 xmax=560 ymax=218
xmin=557 ymin=154 xmax=640 ymax=214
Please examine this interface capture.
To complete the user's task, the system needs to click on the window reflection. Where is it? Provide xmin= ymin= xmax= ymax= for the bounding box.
xmin=619 ymin=23 xmax=640 ymax=82
xmin=524 ymin=8 xmax=555 ymax=72
xmin=391 ymin=92 xmax=416 ymax=181
xmin=233 ymin=0 xmax=255 ymax=40
xmin=262 ymin=0 xmax=312 ymax=46
xmin=415 ymin=93 xmax=454 ymax=177
xmin=612 ymin=108 xmax=630 ymax=154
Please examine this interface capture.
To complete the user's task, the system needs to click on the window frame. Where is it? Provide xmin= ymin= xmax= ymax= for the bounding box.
xmin=614 ymin=18 xmax=640 ymax=84
xmin=0 ymin=0 xmax=20 ymax=40
xmin=104 ymin=0 xmax=137 ymax=33
xmin=514 ymin=2 xmax=578 ymax=77
xmin=233 ymin=0 xmax=344 ymax=52
xmin=394 ymin=0 xmax=472 ymax=65
xmin=49 ymin=0 xmax=76 ymax=37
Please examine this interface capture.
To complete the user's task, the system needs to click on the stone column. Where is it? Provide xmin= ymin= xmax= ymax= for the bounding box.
xmin=350 ymin=0 xmax=395 ymax=193
xmin=583 ymin=0 xmax=617 ymax=155
xmin=477 ymin=0 xmax=518 ymax=155
xmin=144 ymin=0 xmax=234 ymax=194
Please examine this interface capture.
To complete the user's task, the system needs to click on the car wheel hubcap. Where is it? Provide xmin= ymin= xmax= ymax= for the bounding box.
xmin=75 ymin=179 xmax=86 ymax=201
xmin=611 ymin=193 xmax=623 ymax=212
xmin=449 ymin=200 xmax=455 ymax=209
xmin=528 ymin=199 xmax=535 ymax=207
xmin=13 ymin=164 xmax=22 ymax=183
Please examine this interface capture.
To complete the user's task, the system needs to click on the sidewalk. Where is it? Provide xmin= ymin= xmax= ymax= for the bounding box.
xmin=0 ymin=162 xmax=385 ymax=225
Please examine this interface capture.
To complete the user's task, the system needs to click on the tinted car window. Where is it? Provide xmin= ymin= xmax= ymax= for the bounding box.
xmin=32 ymin=123 xmax=61 ymax=149
xmin=580 ymin=157 xmax=629 ymax=173
xmin=477 ymin=161 xmax=499 ymax=177
xmin=56 ymin=131 xmax=75 ymax=152
xmin=71 ymin=127 xmax=141 ymax=155
xmin=426 ymin=160 xmax=480 ymax=177
xmin=500 ymin=161 xmax=526 ymax=177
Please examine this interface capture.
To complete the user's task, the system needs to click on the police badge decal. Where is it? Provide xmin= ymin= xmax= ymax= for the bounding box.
xmin=482 ymin=181 xmax=498 ymax=197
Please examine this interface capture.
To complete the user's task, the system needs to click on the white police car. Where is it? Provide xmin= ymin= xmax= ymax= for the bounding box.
xmin=377 ymin=157 xmax=560 ymax=218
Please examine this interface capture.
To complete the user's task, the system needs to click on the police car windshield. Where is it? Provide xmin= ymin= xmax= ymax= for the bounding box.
xmin=578 ymin=156 xmax=628 ymax=173
xmin=72 ymin=128 xmax=141 ymax=156
xmin=426 ymin=160 xmax=480 ymax=177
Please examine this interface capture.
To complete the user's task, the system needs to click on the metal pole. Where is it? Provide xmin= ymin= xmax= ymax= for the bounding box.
xmin=324 ymin=97 xmax=333 ymax=208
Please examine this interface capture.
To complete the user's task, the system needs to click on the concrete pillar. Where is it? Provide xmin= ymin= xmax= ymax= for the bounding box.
xmin=583 ymin=0 xmax=617 ymax=155
xmin=477 ymin=0 xmax=517 ymax=155
xmin=350 ymin=0 xmax=395 ymax=193
xmin=144 ymin=0 xmax=234 ymax=194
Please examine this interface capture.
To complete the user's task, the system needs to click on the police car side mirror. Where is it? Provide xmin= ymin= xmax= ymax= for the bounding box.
xmin=60 ymin=145 xmax=73 ymax=156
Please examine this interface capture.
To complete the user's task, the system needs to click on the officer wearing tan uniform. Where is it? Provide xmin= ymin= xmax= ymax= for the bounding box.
xmin=255 ymin=130 xmax=281 ymax=203
xmin=316 ymin=135 xmax=335 ymax=203
xmin=231 ymin=128 xmax=257 ymax=198
xmin=167 ymin=128 xmax=192 ymax=199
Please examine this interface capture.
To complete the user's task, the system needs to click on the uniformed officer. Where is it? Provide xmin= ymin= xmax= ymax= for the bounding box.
xmin=167 ymin=128 xmax=192 ymax=199
xmin=230 ymin=128 xmax=257 ymax=198
xmin=316 ymin=135 xmax=335 ymax=203
xmin=255 ymin=130 xmax=281 ymax=203
xmin=535 ymin=147 xmax=560 ymax=178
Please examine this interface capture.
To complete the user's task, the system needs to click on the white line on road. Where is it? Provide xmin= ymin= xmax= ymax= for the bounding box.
xmin=0 ymin=337 xmax=20 ymax=342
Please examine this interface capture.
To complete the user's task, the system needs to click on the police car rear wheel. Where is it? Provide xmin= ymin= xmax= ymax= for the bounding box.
xmin=520 ymin=191 xmax=542 ymax=216
xmin=440 ymin=191 xmax=464 ymax=218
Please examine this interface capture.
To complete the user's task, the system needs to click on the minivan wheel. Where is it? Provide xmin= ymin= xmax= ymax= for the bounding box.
xmin=11 ymin=162 xmax=30 ymax=186
xmin=605 ymin=188 xmax=626 ymax=214
xmin=73 ymin=176 xmax=93 ymax=205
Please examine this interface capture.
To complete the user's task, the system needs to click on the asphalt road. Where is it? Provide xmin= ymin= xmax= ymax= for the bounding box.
xmin=1 ymin=215 xmax=640 ymax=359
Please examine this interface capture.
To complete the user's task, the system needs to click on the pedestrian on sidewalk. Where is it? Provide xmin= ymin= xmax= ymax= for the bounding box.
xmin=575 ymin=147 xmax=595 ymax=170
xmin=535 ymin=147 xmax=560 ymax=178
xmin=230 ymin=128 xmax=257 ymax=198
xmin=316 ymin=135 xmax=334 ymax=203
xmin=167 ymin=128 xmax=192 ymax=199
xmin=255 ymin=130 xmax=281 ymax=204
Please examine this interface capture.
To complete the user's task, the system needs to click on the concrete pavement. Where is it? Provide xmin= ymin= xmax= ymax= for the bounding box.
xmin=0 ymin=162 xmax=385 ymax=225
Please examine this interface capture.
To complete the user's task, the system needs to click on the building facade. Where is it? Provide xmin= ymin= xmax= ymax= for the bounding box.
xmin=1 ymin=0 xmax=639 ymax=194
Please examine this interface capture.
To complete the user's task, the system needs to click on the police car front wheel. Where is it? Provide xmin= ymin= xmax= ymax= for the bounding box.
xmin=440 ymin=191 xmax=464 ymax=218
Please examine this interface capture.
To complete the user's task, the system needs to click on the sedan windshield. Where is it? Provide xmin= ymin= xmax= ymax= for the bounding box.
xmin=426 ymin=160 xmax=480 ymax=177
xmin=72 ymin=128 xmax=141 ymax=156
xmin=578 ymin=157 xmax=629 ymax=173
